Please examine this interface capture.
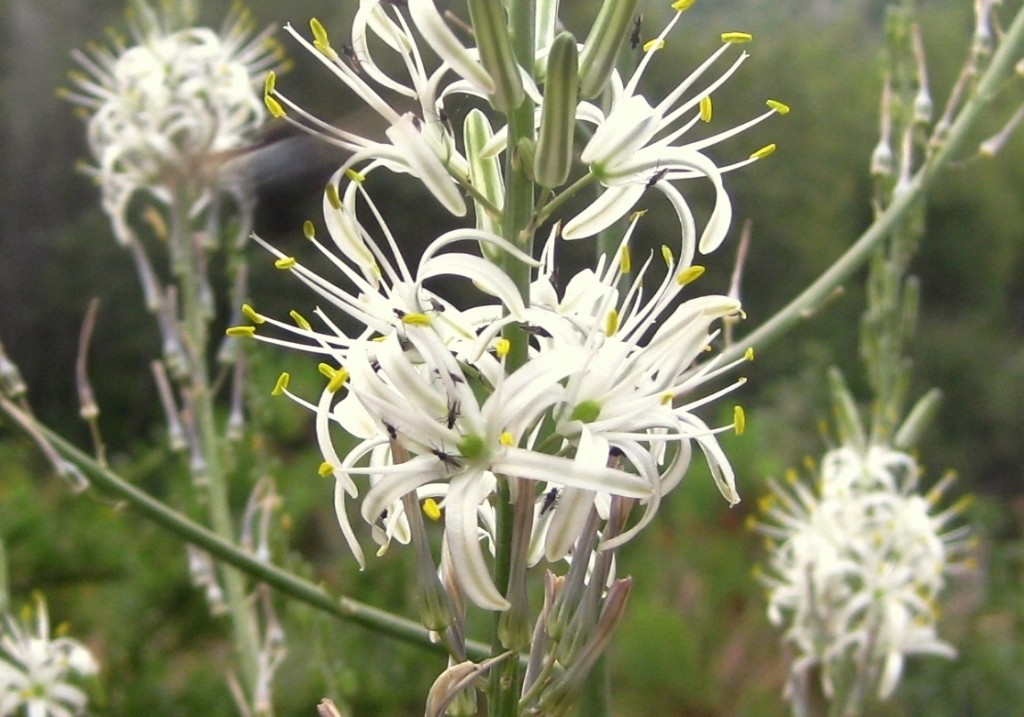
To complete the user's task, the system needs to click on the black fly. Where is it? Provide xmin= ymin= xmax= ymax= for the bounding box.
xmin=540 ymin=488 xmax=560 ymax=515
xmin=629 ymin=15 xmax=643 ymax=50
xmin=431 ymin=447 xmax=463 ymax=472
xmin=647 ymin=167 xmax=669 ymax=187
xmin=445 ymin=398 xmax=460 ymax=429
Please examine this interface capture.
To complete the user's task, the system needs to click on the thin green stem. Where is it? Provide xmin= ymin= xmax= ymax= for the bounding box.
xmin=170 ymin=187 xmax=262 ymax=694
xmin=719 ymin=3 xmax=1024 ymax=366
xmin=0 ymin=396 xmax=494 ymax=661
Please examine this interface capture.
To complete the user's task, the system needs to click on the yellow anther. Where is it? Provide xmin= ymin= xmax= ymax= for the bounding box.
xmin=619 ymin=245 xmax=632 ymax=274
xmin=302 ymin=220 xmax=316 ymax=240
xmin=327 ymin=367 xmax=350 ymax=393
xmin=325 ymin=183 xmax=342 ymax=210
xmin=289 ymin=310 xmax=311 ymax=330
xmin=699 ymin=95 xmax=713 ymax=123
xmin=318 ymin=363 xmax=337 ymax=379
xmin=733 ymin=405 xmax=746 ymax=436
xmin=499 ymin=432 xmax=515 ymax=446
xmin=750 ymin=143 xmax=777 ymax=160
xmin=422 ymin=498 xmax=442 ymax=521
xmin=628 ymin=209 xmax=648 ymax=222
xmin=802 ymin=454 xmax=816 ymax=472
xmin=660 ymin=391 xmax=674 ymax=405
xmin=241 ymin=304 xmax=265 ymax=325
xmin=310 ymin=18 xmax=333 ymax=54
xmin=400 ymin=312 xmax=432 ymax=326
xmin=767 ymin=99 xmax=791 ymax=115
xmin=495 ymin=338 xmax=511 ymax=358
xmin=604 ymin=308 xmax=619 ymax=336
xmin=272 ymin=372 xmax=290 ymax=396
xmin=643 ymin=38 xmax=666 ymax=53
xmin=721 ymin=32 xmax=753 ymax=43
xmin=345 ymin=168 xmax=366 ymax=183
xmin=226 ymin=326 xmax=256 ymax=338
xmin=264 ymin=95 xmax=286 ymax=118
xmin=676 ymin=265 xmax=705 ymax=285
xmin=274 ymin=256 xmax=297 ymax=270
xmin=784 ymin=468 xmax=798 ymax=484
xmin=744 ymin=347 xmax=755 ymax=361
xmin=318 ymin=461 xmax=335 ymax=477
xmin=661 ymin=245 xmax=674 ymax=266
xmin=672 ymin=0 xmax=697 ymax=10
xmin=264 ymin=71 xmax=276 ymax=96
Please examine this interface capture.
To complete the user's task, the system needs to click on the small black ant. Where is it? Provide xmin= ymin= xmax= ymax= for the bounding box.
xmin=384 ymin=422 xmax=398 ymax=440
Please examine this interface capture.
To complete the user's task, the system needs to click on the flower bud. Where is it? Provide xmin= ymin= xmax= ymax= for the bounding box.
xmin=468 ymin=0 xmax=525 ymax=112
xmin=579 ymin=0 xmax=641 ymax=99
xmin=463 ymin=109 xmax=505 ymax=239
xmin=534 ymin=32 xmax=579 ymax=188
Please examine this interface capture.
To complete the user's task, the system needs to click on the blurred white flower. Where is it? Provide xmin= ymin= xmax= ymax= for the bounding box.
xmin=64 ymin=0 xmax=282 ymax=244
xmin=0 ymin=593 xmax=98 ymax=717
xmin=756 ymin=445 xmax=972 ymax=702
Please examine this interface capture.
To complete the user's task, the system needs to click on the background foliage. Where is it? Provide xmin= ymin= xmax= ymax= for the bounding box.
xmin=1 ymin=0 xmax=1022 ymax=714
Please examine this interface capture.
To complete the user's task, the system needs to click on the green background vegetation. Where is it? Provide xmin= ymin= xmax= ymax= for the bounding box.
xmin=1 ymin=0 xmax=1022 ymax=714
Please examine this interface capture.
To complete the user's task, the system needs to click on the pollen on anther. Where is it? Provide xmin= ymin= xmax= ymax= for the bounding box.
xmin=226 ymin=326 xmax=256 ymax=338
xmin=699 ymin=96 xmax=713 ymax=123
xmin=274 ymin=256 xmax=297 ymax=270
xmin=272 ymin=372 xmax=290 ymax=396
xmin=677 ymin=265 xmax=705 ymax=285
xmin=289 ymin=310 xmax=311 ymax=330
xmin=264 ymin=95 xmax=286 ymax=118
xmin=750 ymin=143 xmax=777 ymax=160
xmin=325 ymin=183 xmax=342 ymax=210
xmin=327 ymin=368 xmax=350 ymax=393
xmin=302 ymin=220 xmax=316 ymax=240
xmin=499 ymin=432 xmax=514 ymax=447
xmin=345 ymin=168 xmax=367 ymax=183
xmin=734 ymin=405 xmax=746 ymax=436
xmin=643 ymin=39 xmax=666 ymax=53
xmin=422 ymin=498 xmax=442 ymax=521
xmin=721 ymin=32 xmax=753 ymax=44
xmin=767 ymin=99 xmax=791 ymax=115
xmin=242 ymin=304 xmax=265 ymax=325
xmin=495 ymin=338 xmax=511 ymax=358
xmin=318 ymin=461 xmax=335 ymax=477
xmin=744 ymin=347 xmax=755 ymax=361
xmin=672 ymin=0 xmax=697 ymax=10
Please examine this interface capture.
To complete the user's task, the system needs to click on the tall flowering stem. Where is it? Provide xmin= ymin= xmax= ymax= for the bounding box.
xmin=62 ymin=1 xmax=288 ymax=708
xmin=754 ymin=3 xmax=985 ymax=714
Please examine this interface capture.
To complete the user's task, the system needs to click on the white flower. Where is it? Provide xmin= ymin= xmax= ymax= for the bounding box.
xmin=756 ymin=446 xmax=971 ymax=702
xmin=0 ymin=593 xmax=98 ymax=717
xmin=563 ymin=12 xmax=788 ymax=255
xmin=64 ymin=1 xmax=281 ymax=244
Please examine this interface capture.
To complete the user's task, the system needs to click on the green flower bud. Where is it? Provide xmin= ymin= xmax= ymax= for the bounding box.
xmin=534 ymin=32 xmax=579 ymax=188
xmin=468 ymin=0 xmax=524 ymax=112
xmin=463 ymin=109 xmax=505 ymax=238
xmin=579 ymin=0 xmax=641 ymax=99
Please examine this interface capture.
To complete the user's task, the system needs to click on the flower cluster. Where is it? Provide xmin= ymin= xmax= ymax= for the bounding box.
xmin=1 ymin=593 xmax=98 ymax=717
xmin=232 ymin=0 xmax=784 ymax=613
xmin=63 ymin=0 xmax=283 ymax=245
xmin=755 ymin=443 xmax=972 ymax=702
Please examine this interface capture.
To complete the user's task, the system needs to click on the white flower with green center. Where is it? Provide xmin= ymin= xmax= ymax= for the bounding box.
xmin=63 ymin=0 xmax=282 ymax=244
xmin=562 ymin=7 xmax=789 ymax=256
xmin=0 ymin=593 xmax=98 ymax=717
xmin=755 ymin=446 xmax=972 ymax=702
xmin=266 ymin=0 xmax=527 ymax=217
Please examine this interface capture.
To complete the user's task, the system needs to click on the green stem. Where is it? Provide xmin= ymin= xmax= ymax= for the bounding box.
xmin=0 ymin=397 xmax=494 ymax=661
xmin=170 ymin=187 xmax=262 ymax=694
xmin=719 ymin=3 xmax=1024 ymax=366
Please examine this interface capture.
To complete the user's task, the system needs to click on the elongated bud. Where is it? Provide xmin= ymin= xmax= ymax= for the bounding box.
xmin=894 ymin=388 xmax=942 ymax=450
xmin=463 ymin=109 xmax=505 ymax=239
xmin=468 ymin=0 xmax=524 ymax=112
xmin=579 ymin=0 xmax=641 ymax=99
xmin=534 ymin=32 xmax=579 ymax=188
xmin=827 ymin=367 xmax=866 ymax=451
